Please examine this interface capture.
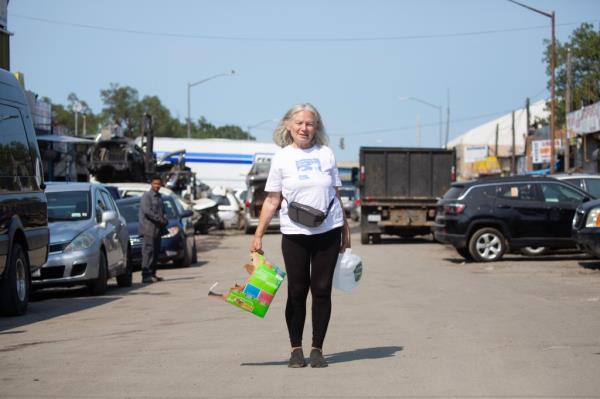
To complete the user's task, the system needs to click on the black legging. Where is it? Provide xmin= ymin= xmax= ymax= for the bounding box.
xmin=281 ymin=227 xmax=341 ymax=349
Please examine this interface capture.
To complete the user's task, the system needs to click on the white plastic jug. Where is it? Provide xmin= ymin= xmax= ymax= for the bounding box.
xmin=332 ymin=249 xmax=363 ymax=293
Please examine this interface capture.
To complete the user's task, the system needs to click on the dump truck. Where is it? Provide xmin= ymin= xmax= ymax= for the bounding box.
xmin=359 ymin=147 xmax=455 ymax=244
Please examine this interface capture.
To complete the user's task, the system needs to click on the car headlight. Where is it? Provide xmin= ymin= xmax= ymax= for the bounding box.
xmin=162 ymin=226 xmax=180 ymax=238
xmin=129 ymin=235 xmax=142 ymax=246
xmin=63 ymin=231 xmax=96 ymax=253
xmin=585 ymin=208 xmax=600 ymax=227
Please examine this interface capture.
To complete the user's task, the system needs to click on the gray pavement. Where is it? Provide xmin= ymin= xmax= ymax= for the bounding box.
xmin=1 ymin=226 xmax=600 ymax=398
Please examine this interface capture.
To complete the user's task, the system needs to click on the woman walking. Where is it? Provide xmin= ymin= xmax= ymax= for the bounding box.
xmin=250 ymin=103 xmax=350 ymax=368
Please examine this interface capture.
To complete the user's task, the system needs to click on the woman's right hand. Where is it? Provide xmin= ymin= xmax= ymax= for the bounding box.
xmin=250 ymin=235 xmax=263 ymax=253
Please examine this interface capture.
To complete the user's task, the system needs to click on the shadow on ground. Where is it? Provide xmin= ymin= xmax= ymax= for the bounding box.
xmin=240 ymin=345 xmax=403 ymax=366
xmin=444 ymin=252 xmax=589 ymax=265
xmin=0 ymin=282 xmax=144 ymax=332
xmin=578 ymin=260 xmax=600 ymax=271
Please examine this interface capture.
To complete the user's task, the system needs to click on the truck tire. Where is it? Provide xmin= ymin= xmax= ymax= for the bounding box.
xmin=0 ymin=243 xmax=30 ymax=316
xmin=371 ymin=234 xmax=382 ymax=244
xmin=361 ymin=232 xmax=369 ymax=245
xmin=468 ymin=227 xmax=506 ymax=262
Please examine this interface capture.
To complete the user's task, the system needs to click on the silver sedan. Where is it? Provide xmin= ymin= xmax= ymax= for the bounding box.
xmin=32 ymin=182 xmax=131 ymax=295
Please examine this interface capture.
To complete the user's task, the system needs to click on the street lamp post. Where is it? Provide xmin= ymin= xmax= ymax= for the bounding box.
xmin=508 ymin=0 xmax=556 ymax=173
xmin=187 ymin=70 xmax=236 ymax=138
xmin=399 ymin=96 xmax=443 ymax=147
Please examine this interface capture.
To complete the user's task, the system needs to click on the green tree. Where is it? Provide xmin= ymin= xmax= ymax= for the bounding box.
xmin=190 ymin=117 xmax=254 ymax=140
xmin=544 ymin=23 xmax=600 ymax=127
xmin=100 ymin=83 xmax=141 ymax=136
xmin=45 ymin=94 xmax=101 ymax=135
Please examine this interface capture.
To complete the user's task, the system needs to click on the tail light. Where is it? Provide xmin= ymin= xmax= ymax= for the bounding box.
xmin=443 ymin=203 xmax=465 ymax=215
xmin=355 ymin=199 xmax=361 ymax=206
xmin=451 ymin=166 xmax=456 ymax=182
xmin=244 ymin=200 xmax=250 ymax=209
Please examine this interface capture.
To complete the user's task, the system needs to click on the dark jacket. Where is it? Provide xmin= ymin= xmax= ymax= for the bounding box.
xmin=138 ymin=190 xmax=167 ymax=237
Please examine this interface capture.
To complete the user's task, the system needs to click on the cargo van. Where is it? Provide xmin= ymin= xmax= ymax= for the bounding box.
xmin=0 ymin=69 xmax=49 ymax=316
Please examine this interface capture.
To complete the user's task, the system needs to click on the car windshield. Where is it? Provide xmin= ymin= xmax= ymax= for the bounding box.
xmin=584 ymin=178 xmax=600 ymax=198
xmin=47 ymin=191 xmax=91 ymax=222
xmin=340 ymin=189 xmax=356 ymax=199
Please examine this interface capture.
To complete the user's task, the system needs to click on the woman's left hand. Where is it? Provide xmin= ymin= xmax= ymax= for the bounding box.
xmin=340 ymin=220 xmax=351 ymax=252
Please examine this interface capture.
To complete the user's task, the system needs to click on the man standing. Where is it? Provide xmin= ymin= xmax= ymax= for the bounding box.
xmin=139 ymin=175 xmax=168 ymax=284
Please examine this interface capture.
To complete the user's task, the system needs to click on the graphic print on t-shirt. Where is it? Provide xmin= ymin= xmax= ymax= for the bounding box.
xmin=296 ymin=158 xmax=321 ymax=180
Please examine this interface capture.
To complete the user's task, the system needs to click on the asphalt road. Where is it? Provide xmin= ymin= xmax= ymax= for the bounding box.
xmin=1 ymin=225 xmax=600 ymax=398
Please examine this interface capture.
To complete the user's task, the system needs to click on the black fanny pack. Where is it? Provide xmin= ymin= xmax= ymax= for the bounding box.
xmin=285 ymin=197 xmax=335 ymax=227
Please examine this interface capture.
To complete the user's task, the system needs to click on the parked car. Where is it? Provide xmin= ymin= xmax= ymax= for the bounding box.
xmin=433 ymin=175 xmax=593 ymax=262
xmin=244 ymin=159 xmax=280 ymax=234
xmin=116 ymin=194 xmax=197 ymax=268
xmin=553 ymin=173 xmax=600 ymax=198
xmin=572 ymin=198 xmax=600 ymax=258
xmin=107 ymin=182 xmax=211 ymax=234
xmin=0 ymin=69 xmax=49 ymax=315
xmin=211 ymin=186 xmax=243 ymax=229
xmin=339 ymin=185 xmax=360 ymax=221
xmin=33 ymin=182 xmax=131 ymax=294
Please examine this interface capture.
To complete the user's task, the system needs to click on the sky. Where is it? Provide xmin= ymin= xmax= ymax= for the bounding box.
xmin=10 ymin=0 xmax=600 ymax=162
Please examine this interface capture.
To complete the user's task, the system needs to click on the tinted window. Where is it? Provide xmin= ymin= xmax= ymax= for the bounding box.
xmin=496 ymin=183 xmax=537 ymax=201
xmin=100 ymin=190 xmax=116 ymax=212
xmin=0 ymin=105 xmax=33 ymax=177
xmin=47 ymin=191 xmax=91 ymax=222
xmin=443 ymin=186 xmax=464 ymax=200
xmin=468 ymin=185 xmax=496 ymax=200
xmin=118 ymin=201 xmax=139 ymax=224
xmin=163 ymin=198 xmax=178 ymax=219
xmin=583 ymin=178 xmax=600 ymax=198
xmin=539 ymin=183 xmax=585 ymax=203
xmin=560 ymin=178 xmax=584 ymax=190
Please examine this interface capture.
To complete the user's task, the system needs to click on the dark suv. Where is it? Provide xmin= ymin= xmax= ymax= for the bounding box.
xmin=433 ymin=175 xmax=593 ymax=262
xmin=0 ymin=70 xmax=49 ymax=315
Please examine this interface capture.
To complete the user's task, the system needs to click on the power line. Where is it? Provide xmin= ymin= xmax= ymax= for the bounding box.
xmin=10 ymin=13 xmax=593 ymax=43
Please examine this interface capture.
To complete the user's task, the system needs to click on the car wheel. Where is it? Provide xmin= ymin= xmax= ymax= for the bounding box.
xmin=456 ymin=247 xmax=473 ymax=261
xmin=174 ymin=240 xmax=192 ymax=268
xmin=191 ymin=239 xmax=198 ymax=264
xmin=371 ymin=234 xmax=382 ymax=244
xmin=88 ymin=250 xmax=108 ymax=296
xmin=116 ymin=246 xmax=133 ymax=287
xmin=520 ymin=246 xmax=548 ymax=256
xmin=468 ymin=227 xmax=506 ymax=262
xmin=244 ymin=225 xmax=256 ymax=235
xmin=0 ymin=243 xmax=30 ymax=316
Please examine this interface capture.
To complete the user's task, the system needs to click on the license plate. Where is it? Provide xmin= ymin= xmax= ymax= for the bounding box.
xmin=367 ymin=214 xmax=381 ymax=222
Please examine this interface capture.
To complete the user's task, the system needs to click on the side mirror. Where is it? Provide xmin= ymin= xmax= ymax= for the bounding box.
xmin=181 ymin=210 xmax=193 ymax=218
xmin=101 ymin=210 xmax=118 ymax=226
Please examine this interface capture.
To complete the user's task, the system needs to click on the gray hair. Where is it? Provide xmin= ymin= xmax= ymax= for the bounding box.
xmin=273 ymin=103 xmax=328 ymax=147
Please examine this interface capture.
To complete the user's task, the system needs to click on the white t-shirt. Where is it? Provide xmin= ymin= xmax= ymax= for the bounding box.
xmin=265 ymin=145 xmax=344 ymax=235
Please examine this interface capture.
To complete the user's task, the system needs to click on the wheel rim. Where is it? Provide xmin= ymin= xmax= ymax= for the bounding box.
xmin=475 ymin=233 xmax=502 ymax=260
xmin=15 ymin=258 xmax=27 ymax=302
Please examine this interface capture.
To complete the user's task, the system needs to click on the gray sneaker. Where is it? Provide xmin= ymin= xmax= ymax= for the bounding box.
xmin=288 ymin=348 xmax=306 ymax=368
xmin=309 ymin=348 xmax=328 ymax=368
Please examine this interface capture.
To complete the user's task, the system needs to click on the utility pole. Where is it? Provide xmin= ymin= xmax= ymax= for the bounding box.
xmin=507 ymin=1 xmax=556 ymax=173
xmin=445 ymin=89 xmax=450 ymax=148
xmin=495 ymin=124 xmax=499 ymax=157
xmin=416 ymin=114 xmax=421 ymax=147
xmin=565 ymin=47 xmax=572 ymax=171
xmin=525 ymin=97 xmax=531 ymax=171
xmin=511 ymin=110 xmax=516 ymax=175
